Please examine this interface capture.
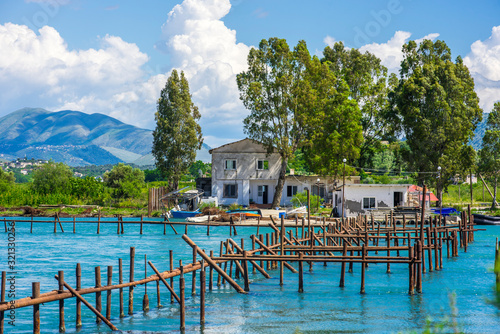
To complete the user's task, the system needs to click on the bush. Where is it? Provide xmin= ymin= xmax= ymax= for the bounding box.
xmin=291 ymin=191 xmax=323 ymax=213
xmin=32 ymin=161 xmax=73 ymax=195
xmin=103 ymin=163 xmax=145 ymax=200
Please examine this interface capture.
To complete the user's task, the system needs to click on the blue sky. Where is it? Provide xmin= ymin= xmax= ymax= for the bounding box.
xmin=1 ymin=0 xmax=499 ymax=147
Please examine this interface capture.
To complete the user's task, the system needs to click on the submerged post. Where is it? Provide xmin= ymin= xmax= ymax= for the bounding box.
xmin=129 ymin=247 xmax=135 ymax=315
xmin=33 ymin=282 xmax=40 ymax=334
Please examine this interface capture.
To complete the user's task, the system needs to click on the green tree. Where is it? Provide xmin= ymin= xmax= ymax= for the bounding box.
xmin=390 ymin=39 xmax=483 ymax=201
xmin=103 ymin=163 xmax=145 ymax=200
xmin=69 ymin=177 xmax=105 ymax=203
xmin=188 ymin=160 xmax=211 ymax=178
xmin=0 ymin=168 xmax=15 ymax=192
xmin=32 ymin=161 xmax=73 ymax=194
xmin=479 ymin=102 xmax=500 ymax=209
xmin=152 ymin=69 xmax=203 ymax=190
xmin=322 ymin=42 xmax=392 ymax=169
xmin=238 ymin=38 xmax=362 ymax=206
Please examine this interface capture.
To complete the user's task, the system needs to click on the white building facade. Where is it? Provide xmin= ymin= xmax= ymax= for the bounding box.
xmin=334 ymin=184 xmax=412 ymax=216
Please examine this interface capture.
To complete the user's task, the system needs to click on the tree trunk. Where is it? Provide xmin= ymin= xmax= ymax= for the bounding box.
xmin=271 ymin=156 xmax=288 ymax=208
xmin=492 ymin=177 xmax=497 ymax=210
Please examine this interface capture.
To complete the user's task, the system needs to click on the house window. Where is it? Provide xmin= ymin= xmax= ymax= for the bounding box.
xmin=287 ymin=185 xmax=298 ymax=197
xmin=363 ymin=197 xmax=376 ymax=209
xmin=224 ymin=159 xmax=236 ymax=170
xmin=223 ymin=184 xmax=238 ymax=198
xmin=258 ymin=186 xmax=263 ymax=197
xmin=257 ymin=160 xmax=269 ymax=170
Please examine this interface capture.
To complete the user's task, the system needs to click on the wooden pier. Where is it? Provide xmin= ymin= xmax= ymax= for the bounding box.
xmin=0 ymin=204 xmax=480 ymax=333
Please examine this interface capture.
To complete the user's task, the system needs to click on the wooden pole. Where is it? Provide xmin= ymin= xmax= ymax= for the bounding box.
xmin=143 ymin=255 xmax=149 ymax=312
xmin=58 ymin=271 xmax=65 ymax=332
xmin=200 ymin=259 xmax=206 ymax=326
xmin=119 ymin=258 xmax=124 ymax=318
xmin=242 ymin=251 xmax=250 ymax=292
xmin=280 ymin=215 xmax=285 ymax=286
xmin=170 ymin=250 xmax=174 ymax=304
xmin=339 ymin=242 xmax=347 ymax=287
xmin=360 ymin=244 xmax=366 ymax=294
xmin=33 ymin=282 xmax=40 ymax=334
xmin=76 ymin=264 xmax=82 ymax=327
xmin=129 ymin=247 xmax=135 ymax=315
xmin=95 ymin=267 xmax=102 ymax=324
xmin=106 ymin=266 xmax=112 ymax=320
xmin=298 ymin=253 xmax=304 ymax=293
xmin=192 ymin=247 xmax=197 ymax=296
xmin=179 ymin=263 xmax=186 ymax=332
xmin=209 ymin=250 xmax=214 ymax=290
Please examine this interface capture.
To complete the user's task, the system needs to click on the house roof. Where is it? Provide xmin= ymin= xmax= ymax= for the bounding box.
xmin=209 ymin=138 xmax=275 ymax=154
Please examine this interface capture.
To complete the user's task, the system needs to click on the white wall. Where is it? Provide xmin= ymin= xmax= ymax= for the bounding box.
xmin=336 ymin=184 xmax=411 ymax=216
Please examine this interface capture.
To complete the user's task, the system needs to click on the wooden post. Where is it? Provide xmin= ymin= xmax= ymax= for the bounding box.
xmin=30 ymin=215 xmax=33 ymax=233
xmin=170 ymin=250 xmax=175 ymax=304
xmin=143 ymin=255 xmax=149 ymax=312
xmin=417 ymin=241 xmax=423 ymax=293
xmin=426 ymin=227 xmax=433 ymax=272
xmin=339 ymin=242 xmax=347 ymax=287
xmin=106 ymin=266 xmax=112 ymax=320
xmin=97 ymin=211 xmax=100 ymax=234
xmin=360 ymin=244 xmax=366 ymax=294
xmin=73 ymin=217 xmax=75 ymax=234
xmin=200 ymin=259 xmax=206 ymax=326
xmin=298 ymin=253 xmax=304 ymax=293
xmin=217 ymin=243 xmax=223 ymax=287
xmin=147 ymin=262 xmax=180 ymax=304
xmin=280 ymin=215 xmax=285 ymax=286
xmin=76 ymin=264 xmax=82 ymax=327
xmin=95 ymin=267 xmax=102 ymax=324
xmin=179 ymin=263 xmax=186 ymax=332
xmin=192 ymin=247 xmax=197 ymax=296
xmin=140 ymin=214 xmax=143 ymax=235
xmin=156 ymin=280 xmax=161 ymax=309
xmin=119 ymin=258 xmax=124 ymax=318
xmin=58 ymin=271 xmax=65 ymax=332
xmin=129 ymin=247 xmax=135 ymax=315
xmin=243 ymin=251 xmax=250 ymax=292
xmin=209 ymin=250 xmax=214 ymax=290
xmin=33 ymin=282 xmax=40 ymax=334
xmin=408 ymin=245 xmax=414 ymax=295
xmin=386 ymin=232 xmax=391 ymax=274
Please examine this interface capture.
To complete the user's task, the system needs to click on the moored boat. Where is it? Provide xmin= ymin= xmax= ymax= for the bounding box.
xmin=226 ymin=209 xmax=262 ymax=218
xmin=472 ymin=213 xmax=500 ymax=225
xmin=170 ymin=208 xmax=201 ymax=219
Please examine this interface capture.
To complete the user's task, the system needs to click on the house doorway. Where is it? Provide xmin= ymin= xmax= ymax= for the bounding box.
xmin=394 ymin=191 xmax=403 ymax=207
xmin=258 ymin=185 xmax=269 ymax=204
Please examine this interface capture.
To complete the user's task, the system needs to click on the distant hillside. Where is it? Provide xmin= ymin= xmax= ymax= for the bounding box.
xmin=0 ymin=108 xmax=211 ymax=166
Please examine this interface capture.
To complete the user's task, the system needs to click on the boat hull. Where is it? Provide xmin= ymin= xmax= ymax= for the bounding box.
xmin=472 ymin=213 xmax=500 ymax=225
xmin=170 ymin=209 xmax=200 ymax=219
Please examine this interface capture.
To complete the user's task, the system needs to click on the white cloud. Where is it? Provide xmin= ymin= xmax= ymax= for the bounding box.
xmin=0 ymin=22 xmax=165 ymax=128
xmin=323 ymin=35 xmax=336 ymax=48
xmin=359 ymin=31 xmax=439 ymax=74
xmin=464 ymin=26 xmax=500 ymax=112
xmin=158 ymin=0 xmax=252 ymax=142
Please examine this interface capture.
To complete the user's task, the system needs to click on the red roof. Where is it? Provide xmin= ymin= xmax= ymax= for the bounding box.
xmin=409 ymin=185 xmax=439 ymax=201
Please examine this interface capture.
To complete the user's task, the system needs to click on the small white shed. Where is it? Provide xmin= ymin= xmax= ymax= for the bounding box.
xmin=334 ymin=184 xmax=412 ymax=217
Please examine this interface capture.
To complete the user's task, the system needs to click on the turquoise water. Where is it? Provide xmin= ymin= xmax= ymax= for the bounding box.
xmin=1 ymin=217 xmax=499 ymax=333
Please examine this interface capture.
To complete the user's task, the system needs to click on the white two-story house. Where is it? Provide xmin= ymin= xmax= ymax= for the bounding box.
xmin=210 ymin=138 xmax=281 ymax=206
xmin=209 ymin=138 xmax=336 ymax=207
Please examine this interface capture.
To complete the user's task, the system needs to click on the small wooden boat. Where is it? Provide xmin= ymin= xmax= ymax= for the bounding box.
xmin=472 ymin=213 xmax=500 ymax=225
xmin=226 ymin=209 xmax=262 ymax=218
xmin=170 ymin=209 xmax=200 ymax=219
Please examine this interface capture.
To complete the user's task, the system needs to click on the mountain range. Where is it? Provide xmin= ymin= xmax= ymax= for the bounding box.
xmin=0 ymin=108 xmax=211 ymax=166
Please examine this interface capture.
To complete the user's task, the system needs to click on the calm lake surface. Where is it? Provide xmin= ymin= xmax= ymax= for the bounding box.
xmin=1 ymin=217 xmax=499 ymax=333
